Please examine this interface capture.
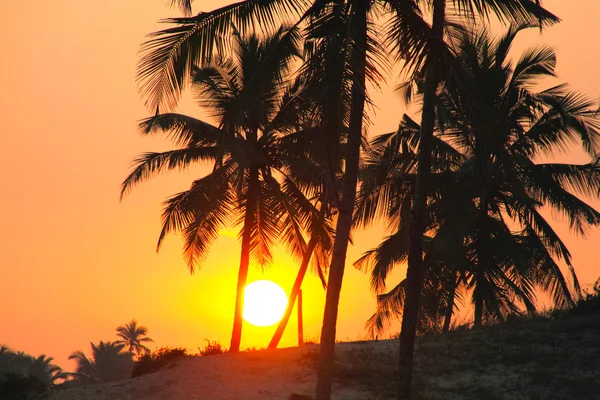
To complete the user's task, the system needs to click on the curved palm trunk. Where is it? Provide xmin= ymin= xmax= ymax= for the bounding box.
xmin=230 ymin=167 xmax=259 ymax=352
xmin=268 ymin=235 xmax=319 ymax=349
xmin=315 ymin=3 xmax=367 ymax=399
xmin=397 ymin=1 xmax=445 ymax=399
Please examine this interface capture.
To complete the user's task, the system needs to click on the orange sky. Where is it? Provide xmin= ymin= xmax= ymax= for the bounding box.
xmin=1 ymin=1 xmax=599 ymax=370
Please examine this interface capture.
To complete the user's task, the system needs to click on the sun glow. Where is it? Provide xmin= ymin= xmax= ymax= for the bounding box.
xmin=243 ymin=280 xmax=288 ymax=327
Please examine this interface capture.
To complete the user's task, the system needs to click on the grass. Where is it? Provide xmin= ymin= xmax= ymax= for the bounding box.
xmin=300 ymin=310 xmax=600 ymax=399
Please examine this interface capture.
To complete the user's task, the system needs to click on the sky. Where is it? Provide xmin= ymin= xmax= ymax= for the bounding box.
xmin=1 ymin=1 xmax=599 ymax=371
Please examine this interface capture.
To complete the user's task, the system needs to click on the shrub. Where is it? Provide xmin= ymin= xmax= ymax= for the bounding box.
xmin=572 ymin=283 xmax=600 ymax=315
xmin=131 ymin=347 xmax=187 ymax=378
xmin=198 ymin=340 xmax=224 ymax=356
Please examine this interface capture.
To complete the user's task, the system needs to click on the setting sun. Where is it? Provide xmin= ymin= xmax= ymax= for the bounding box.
xmin=243 ymin=280 xmax=288 ymax=327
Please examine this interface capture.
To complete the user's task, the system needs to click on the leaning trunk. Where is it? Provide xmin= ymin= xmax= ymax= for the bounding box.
xmin=315 ymin=3 xmax=367 ymax=400
xmin=397 ymin=1 xmax=445 ymax=399
xmin=268 ymin=235 xmax=319 ymax=349
xmin=229 ymin=167 xmax=259 ymax=352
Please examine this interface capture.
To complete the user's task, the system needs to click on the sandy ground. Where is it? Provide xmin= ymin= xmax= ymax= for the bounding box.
xmin=48 ymin=343 xmax=383 ymax=400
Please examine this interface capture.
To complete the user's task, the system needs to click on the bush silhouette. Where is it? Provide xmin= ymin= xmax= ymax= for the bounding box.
xmin=132 ymin=347 xmax=187 ymax=378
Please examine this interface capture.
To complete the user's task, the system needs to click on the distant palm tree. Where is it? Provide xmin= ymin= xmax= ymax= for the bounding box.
xmin=27 ymin=355 xmax=65 ymax=387
xmin=116 ymin=320 xmax=153 ymax=357
xmin=0 ymin=347 xmax=65 ymax=388
xmin=69 ymin=341 xmax=132 ymax=383
xmin=123 ymin=27 xmax=325 ymax=352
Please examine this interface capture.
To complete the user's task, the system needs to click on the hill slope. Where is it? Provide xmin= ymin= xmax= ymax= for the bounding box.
xmin=49 ymin=313 xmax=600 ymax=400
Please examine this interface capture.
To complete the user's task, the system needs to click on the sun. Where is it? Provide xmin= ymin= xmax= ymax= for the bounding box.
xmin=243 ymin=280 xmax=288 ymax=327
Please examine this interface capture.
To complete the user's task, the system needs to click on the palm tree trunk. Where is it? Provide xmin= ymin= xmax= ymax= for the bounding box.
xmin=397 ymin=1 xmax=445 ymax=399
xmin=441 ymin=272 xmax=458 ymax=333
xmin=230 ymin=167 xmax=259 ymax=352
xmin=315 ymin=3 xmax=367 ymax=399
xmin=298 ymin=289 xmax=304 ymax=346
xmin=268 ymin=235 xmax=319 ymax=349
xmin=473 ymin=211 xmax=489 ymax=328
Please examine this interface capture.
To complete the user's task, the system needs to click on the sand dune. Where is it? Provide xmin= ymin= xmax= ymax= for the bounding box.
xmin=48 ymin=343 xmax=382 ymax=400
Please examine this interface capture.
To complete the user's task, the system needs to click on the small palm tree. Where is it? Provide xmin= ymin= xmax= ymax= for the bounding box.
xmin=0 ymin=347 xmax=65 ymax=388
xmin=116 ymin=320 xmax=153 ymax=357
xmin=27 ymin=355 xmax=65 ymax=387
xmin=69 ymin=341 xmax=132 ymax=383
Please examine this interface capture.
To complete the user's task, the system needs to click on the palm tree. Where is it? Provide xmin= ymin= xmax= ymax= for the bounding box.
xmin=0 ymin=347 xmax=65 ymax=388
xmin=69 ymin=341 xmax=133 ymax=383
xmin=397 ymin=3 xmax=559 ymax=398
xmin=27 ymin=355 xmax=65 ymax=387
xmin=438 ymin=24 xmax=600 ymax=325
xmin=115 ymin=320 xmax=154 ymax=357
xmin=136 ymin=1 xmax=557 ymax=398
xmin=357 ymin=24 xmax=600 ymax=342
xmin=124 ymin=27 xmax=325 ymax=353
xmin=354 ymin=115 xmax=467 ymax=335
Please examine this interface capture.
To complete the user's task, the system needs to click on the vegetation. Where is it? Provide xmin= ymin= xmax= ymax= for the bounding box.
xmin=130 ymin=0 xmax=600 ymax=399
xmin=0 ymin=346 xmax=65 ymax=399
xmin=69 ymin=341 xmax=133 ymax=384
xmin=124 ymin=26 xmax=329 ymax=354
xmin=198 ymin=340 xmax=225 ymax=356
xmin=132 ymin=347 xmax=188 ymax=378
xmin=357 ymin=25 xmax=600 ymax=337
xmin=116 ymin=319 xmax=154 ymax=357
xmin=299 ymin=305 xmax=600 ymax=399
xmin=68 ymin=320 xmax=153 ymax=383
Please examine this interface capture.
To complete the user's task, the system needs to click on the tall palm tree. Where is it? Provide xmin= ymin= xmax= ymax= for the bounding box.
xmin=136 ymin=1 xmax=557 ymax=398
xmin=69 ymin=341 xmax=132 ymax=383
xmin=267 ymin=140 xmax=337 ymax=349
xmin=124 ymin=27 xmax=325 ymax=353
xmin=438 ymin=24 xmax=600 ymax=325
xmin=397 ymin=3 xmax=559 ymax=398
xmin=115 ymin=320 xmax=154 ymax=357
xmin=357 ymin=24 xmax=600 ymax=342
xmin=354 ymin=115 xmax=467 ymax=335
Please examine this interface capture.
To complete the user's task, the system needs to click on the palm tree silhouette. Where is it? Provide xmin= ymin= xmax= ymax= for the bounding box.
xmin=357 ymin=24 xmax=600 ymax=339
xmin=115 ymin=320 xmax=154 ymax=357
xmin=438 ymin=24 xmax=600 ymax=325
xmin=27 ymin=355 xmax=65 ymax=387
xmin=0 ymin=347 xmax=65 ymax=388
xmin=137 ymin=1 xmax=559 ymax=398
xmin=123 ymin=27 xmax=326 ymax=353
xmin=69 ymin=341 xmax=132 ymax=383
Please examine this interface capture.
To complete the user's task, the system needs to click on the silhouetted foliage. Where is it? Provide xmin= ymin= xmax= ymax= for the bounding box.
xmin=566 ymin=277 xmax=600 ymax=316
xmin=116 ymin=319 xmax=154 ymax=357
xmin=198 ymin=340 xmax=224 ymax=356
xmin=0 ymin=346 xmax=65 ymax=399
xmin=69 ymin=341 xmax=132 ymax=383
xmin=132 ymin=347 xmax=188 ymax=378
